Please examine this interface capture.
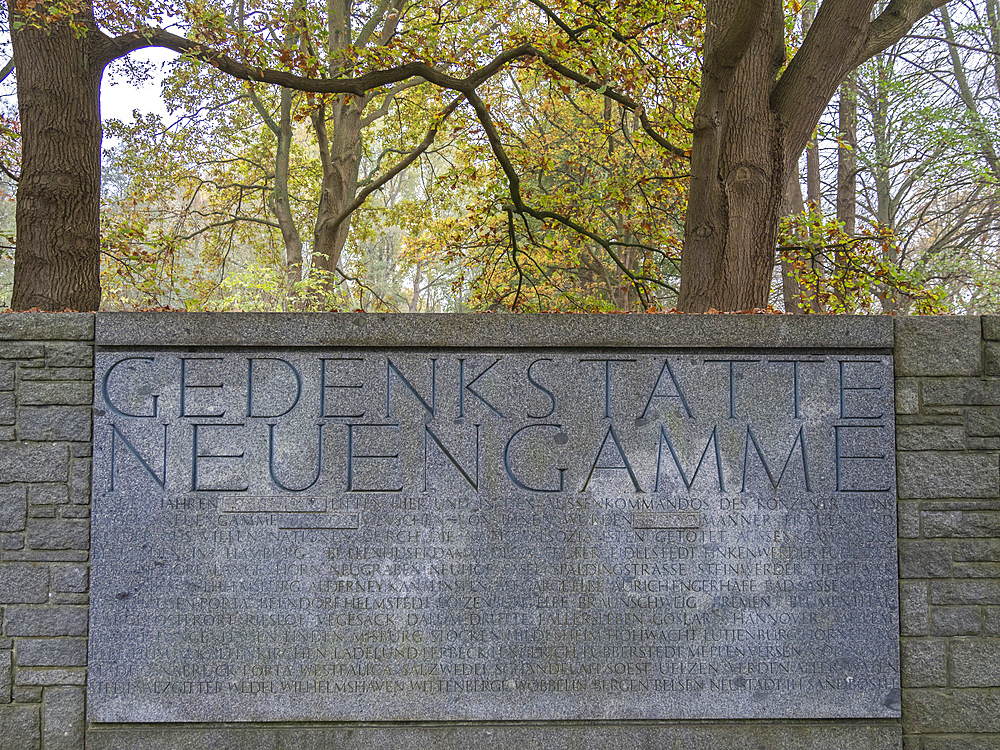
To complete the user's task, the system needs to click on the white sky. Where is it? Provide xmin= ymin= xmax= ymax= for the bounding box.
xmin=100 ymin=47 xmax=174 ymax=124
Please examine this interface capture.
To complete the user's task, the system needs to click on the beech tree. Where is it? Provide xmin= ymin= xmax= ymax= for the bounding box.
xmin=5 ymin=0 xmax=953 ymax=311
xmin=677 ymin=0 xmax=951 ymax=311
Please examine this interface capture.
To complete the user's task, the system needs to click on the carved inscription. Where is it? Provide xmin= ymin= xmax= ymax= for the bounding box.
xmin=88 ymin=350 xmax=900 ymax=721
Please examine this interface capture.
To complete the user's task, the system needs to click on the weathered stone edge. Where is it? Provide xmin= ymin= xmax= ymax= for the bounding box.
xmin=85 ymin=722 xmax=902 ymax=750
xmin=0 ymin=313 xmax=94 ymax=341
xmin=984 ymin=315 xmax=1000 ymax=340
xmin=95 ymin=313 xmax=895 ymax=349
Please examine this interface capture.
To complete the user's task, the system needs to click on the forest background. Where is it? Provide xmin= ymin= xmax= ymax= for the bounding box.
xmin=1 ymin=0 xmax=998 ymax=315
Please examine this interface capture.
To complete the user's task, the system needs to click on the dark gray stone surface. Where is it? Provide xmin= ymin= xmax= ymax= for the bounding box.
xmin=896 ymin=453 xmax=999 ymax=499
xmin=42 ymin=687 xmax=85 ymax=750
xmin=4 ymin=607 xmax=88 ymax=637
xmin=983 ymin=316 xmax=1000 ymax=340
xmin=0 ymin=314 xmax=93 ymax=342
xmin=0 ymin=443 xmax=69 ymax=483
xmin=85 ymin=723 xmax=902 ymax=750
xmin=95 ymin=313 xmax=895 ymax=349
xmin=0 ymin=486 xmax=26 ymax=532
xmin=89 ymin=347 xmax=900 ymax=722
xmin=15 ymin=638 xmax=88 ymax=667
xmin=0 ymin=564 xmax=48 ymax=603
xmin=0 ymin=704 xmax=39 ymax=750
xmin=894 ymin=317 xmax=983 ymax=377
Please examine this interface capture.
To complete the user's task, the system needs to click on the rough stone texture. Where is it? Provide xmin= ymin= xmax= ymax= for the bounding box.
xmin=50 ymin=565 xmax=87 ymax=594
xmin=85 ymin=724 xmax=902 ymax=750
xmin=950 ymin=639 xmax=1000 ymax=687
xmin=0 ymin=443 xmax=68 ymax=483
xmin=89 ymin=348 xmax=900 ymax=723
xmin=17 ymin=381 xmax=92 ymax=407
xmin=895 ymin=378 xmax=919 ymax=415
xmin=894 ymin=317 xmax=983 ymax=376
xmin=95 ymin=312 xmax=895 ymax=349
xmin=896 ymin=452 xmax=999 ymax=499
xmin=983 ymin=316 xmax=1000 ymax=340
xmin=896 ymin=425 xmax=966 ymax=451
xmin=922 ymin=738 xmax=1000 ymax=750
xmin=42 ymin=687 xmax=84 ymax=750
xmin=986 ymin=342 xmax=1000 ymax=376
xmin=903 ymin=689 xmax=1000 ymax=733
xmin=0 ymin=704 xmax=39 ymax=750
xmin=896 ymin=315 xmax=1000 ymax=749
xmin=25 ymin=519 xmax=88 ymax=551
xmin=16 ymin=407 xmax=92 ymax=442
xmin=929 ymin=606 xmax=981 ymax=636
xmin=0 ymin=650 xmax=9 ymax=703
xmin=922 ymin=510 xmax=1000 ymax=537
xmin=900 ymin=639 xmax=947 ymax=687
xmin=0 ymin=315 xmax=93 ymax=342
xmin=15 ymin=639 xmax=87 ymax=667
xmin=0 ymin=564 xmax=47 ymax=604
xmin=44 ymin=344 xmax=93 ymax=369
xmin=3 ymin=607 xmax=88 ymax=637
xmin=0 ymin=487 xmax=25 ymax=532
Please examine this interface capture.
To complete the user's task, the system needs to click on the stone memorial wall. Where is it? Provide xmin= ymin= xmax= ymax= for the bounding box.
xmin=0 ymin=313 xmax=997 ymax=750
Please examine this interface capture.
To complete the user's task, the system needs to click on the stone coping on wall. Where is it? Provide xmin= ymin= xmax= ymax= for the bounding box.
xmin=93 ymin=312 xmax=896 ymax=349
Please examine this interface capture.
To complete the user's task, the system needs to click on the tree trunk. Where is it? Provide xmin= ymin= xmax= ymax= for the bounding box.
xmin=9 ymin=2 xmax=107 ymax=310
xmin=835 ymin=76 xmax=857 ymax=309
xmin=836 ymin=78 xmax=857 ymax=238
xmin=678 ymin=0 xmax=786 ymax=312
xmin=676 ymin=0 xmax=939 ymax=311
xmin=274 ymin=88 xmax=304 ymax=290
xmin=311 ymin=99 xmax=364 ymax=282
xmin=802 ymin=1 xmax=822 ymax=216
xmin=780 ymin=169 xmax=806 ymax=313
xmin=409 ymin=260 xmax=422 ymax=313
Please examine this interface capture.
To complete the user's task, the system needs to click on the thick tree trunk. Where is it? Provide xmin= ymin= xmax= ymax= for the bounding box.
xmin=678 ymin=0 xmax=786 ymax=312
xmin=311 ymin=100 xmax=363 ymax=281
xmin=274 ymin=88 xmax=304 ymax=290
xmin=9 ymin=3 xmax=107 ymax=310
xmin=676 ymin=0 xmax=940 ymax=311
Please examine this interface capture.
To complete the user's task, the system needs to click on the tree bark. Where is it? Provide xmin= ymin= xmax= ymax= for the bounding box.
xmin=678 ymin=0 xmax=948 ymax=311
xmin=836 ymin=76 xmax=857 ymax=308
xmin=409 ymin=260 xmax=422 ymax=313
xmin=780 ymin=170 xmax=806 ymax=313
xmin=311 ymin=99 xmax=364 ymax=280
xmin=837 ymin=80 xmax=857 ymax=234
xmin=274 ymin=88 xmax=305 ymax=290
xmin=678 ymin=0 xmax=786 ymax=312
xmin=802 ymin=2 xmax=822 ymax=215
xmin=9 ymin=2 xmax=109 ymax=310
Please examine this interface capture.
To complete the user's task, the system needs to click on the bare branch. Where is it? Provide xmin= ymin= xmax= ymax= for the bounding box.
xmin=0 ymin=58 xmax=14 ymax=85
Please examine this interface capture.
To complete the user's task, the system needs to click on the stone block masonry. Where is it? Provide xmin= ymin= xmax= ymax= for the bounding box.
xmin=0 ymin=314 xmax=92 ymax=750
xmin=895 ymin=316 xmax=1000 ymax=750
xmin=0 ymin=312 xmax=996 ymax=748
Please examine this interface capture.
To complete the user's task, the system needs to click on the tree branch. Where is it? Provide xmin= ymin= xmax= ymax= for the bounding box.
xmin=859 ymin=0 xmax=951 ymax=64
xmin=0 ymin=58 xmax=14 ymax=85
xmin=107 ymin=31 xmax=686 ymax=157
xmin=324 ymin=95 xmax=463 ymax=240
xmin=706 ymin=0 xmax=770 ymax=76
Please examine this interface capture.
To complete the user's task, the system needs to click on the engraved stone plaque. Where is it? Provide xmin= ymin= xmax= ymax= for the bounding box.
xmin=88 ymin=347 xmax=900 ymax=722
